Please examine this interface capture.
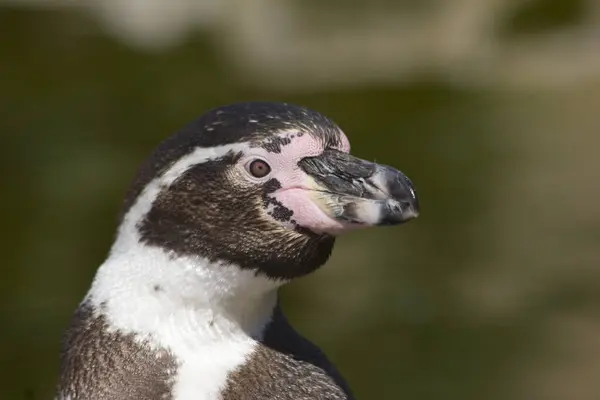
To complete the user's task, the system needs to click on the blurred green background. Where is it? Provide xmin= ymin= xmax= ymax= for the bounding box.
xmin=2 ymin=1 xmax=600 ymax=399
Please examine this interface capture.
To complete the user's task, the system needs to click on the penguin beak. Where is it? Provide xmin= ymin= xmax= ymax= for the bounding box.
xmin=298 ymin=149 xmax=419 ymax=226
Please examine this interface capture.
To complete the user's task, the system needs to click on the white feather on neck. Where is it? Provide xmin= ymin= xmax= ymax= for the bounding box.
xmin=85 ymin=143 xmax=282 ymax=400
xmin=89 ymin=245 xmax=279 ymax=341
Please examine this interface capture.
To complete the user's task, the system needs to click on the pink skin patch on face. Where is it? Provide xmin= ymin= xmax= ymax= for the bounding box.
xmin=238 ymin=130 xmax=352 ymax=235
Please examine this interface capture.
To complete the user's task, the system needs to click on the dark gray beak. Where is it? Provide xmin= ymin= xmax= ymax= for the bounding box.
xmin=298 ymin=149 xmax=419 ymax=226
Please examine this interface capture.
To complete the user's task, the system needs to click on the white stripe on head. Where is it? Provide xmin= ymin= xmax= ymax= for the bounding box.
xmin=111 ymin=143 xmax=247 ymax=254
xmin=87 ymin=142 xmax=279 ymax=400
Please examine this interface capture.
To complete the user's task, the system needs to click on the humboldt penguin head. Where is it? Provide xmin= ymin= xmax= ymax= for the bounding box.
xmin=118 ymin=102 xmax=419 ymax=281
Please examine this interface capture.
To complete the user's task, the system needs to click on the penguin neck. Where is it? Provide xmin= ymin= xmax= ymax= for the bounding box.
xmin=87 ymin=239 xmax=281 ymax=342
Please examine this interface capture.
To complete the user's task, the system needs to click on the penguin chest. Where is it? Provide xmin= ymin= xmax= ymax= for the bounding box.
xmin=168 ymin=336 xmax=259 ymax=400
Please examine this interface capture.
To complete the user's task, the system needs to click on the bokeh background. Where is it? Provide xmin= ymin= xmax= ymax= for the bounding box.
xmin=2 ymin=1 xmax=600 ymax=399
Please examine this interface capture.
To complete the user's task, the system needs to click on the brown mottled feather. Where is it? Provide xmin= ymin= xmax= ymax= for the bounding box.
xmin=222 ymin=306 xmax=354 ymax=400
xmin=58 ymin=303 xmax=177 ymax=400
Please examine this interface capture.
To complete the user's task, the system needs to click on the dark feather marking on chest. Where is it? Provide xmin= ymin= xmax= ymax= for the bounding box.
xmin=222 ymin=306 xmax=355 ymax=400
xmin=58 ymin=302 xmax=177 ymax=400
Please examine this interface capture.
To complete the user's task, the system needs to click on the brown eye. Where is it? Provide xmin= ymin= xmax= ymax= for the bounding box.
xmin=248 ymin=159 xmax=271 ymax=178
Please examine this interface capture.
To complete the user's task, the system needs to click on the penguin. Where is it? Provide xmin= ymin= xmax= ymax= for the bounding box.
xmin=57 ymin=102 xmax=419 ymax=400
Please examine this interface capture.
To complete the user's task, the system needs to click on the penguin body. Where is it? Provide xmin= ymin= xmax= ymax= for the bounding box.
xmin=57 ymin=102 xmax=419 ymax=400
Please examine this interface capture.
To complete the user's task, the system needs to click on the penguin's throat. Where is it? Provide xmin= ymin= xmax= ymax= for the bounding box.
xmin=87 ymin=242 xmax=280 ymax=340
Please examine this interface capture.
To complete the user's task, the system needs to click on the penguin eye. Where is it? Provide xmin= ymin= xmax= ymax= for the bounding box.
xmin=247 ymin=159 xmax=271 ymax=178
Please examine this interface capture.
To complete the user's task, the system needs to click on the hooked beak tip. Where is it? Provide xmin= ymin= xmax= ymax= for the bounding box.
xmin=375 ymin=168 xmax=420 ymax=225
